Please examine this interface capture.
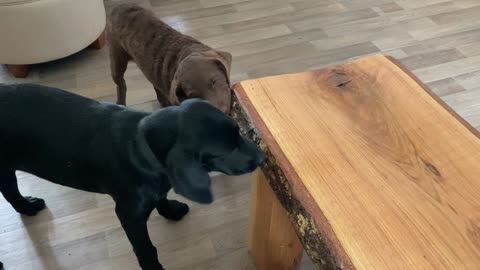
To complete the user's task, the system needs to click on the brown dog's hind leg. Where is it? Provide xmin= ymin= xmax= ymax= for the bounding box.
xmin=0 ymin=170 xmax=46 ymax=216
xmin=109 ymin=44 xmax=130 ymax=106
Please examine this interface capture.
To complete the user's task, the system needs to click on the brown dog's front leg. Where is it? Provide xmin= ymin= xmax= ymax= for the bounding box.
xmin=116 ymin=82 xmax=127 ymax=106
xmin=109 ymin=44 xmax=129 ymax=106
xmin=115 ymin=203 xmax=164 ymax=270
xmin=153 ymin=87 xmax=172 ymax=108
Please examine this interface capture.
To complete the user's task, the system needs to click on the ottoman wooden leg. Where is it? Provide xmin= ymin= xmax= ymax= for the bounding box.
xmin=89 ymin=31 xmax=105 ymax=50
xmin=6 ymin=64 xmax=29 ymax=78
xmin=248 ymin=169 xmax=303 ymax=270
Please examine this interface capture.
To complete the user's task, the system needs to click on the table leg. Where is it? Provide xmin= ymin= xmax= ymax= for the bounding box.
xmin=6 ymin=64 xmax=29 ymax=78
xmin=248 ymin=169 xmax=303 ymax=270
xmin=89 ymin=30 xmax=105 ymax=50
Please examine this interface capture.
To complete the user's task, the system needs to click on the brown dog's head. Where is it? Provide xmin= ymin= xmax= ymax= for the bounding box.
xmin=170 ymin=50 xmax=232 ymax=113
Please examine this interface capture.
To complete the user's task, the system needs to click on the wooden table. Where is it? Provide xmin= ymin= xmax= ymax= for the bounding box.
xmin=231 ymin=54 xmax=480 ymax=270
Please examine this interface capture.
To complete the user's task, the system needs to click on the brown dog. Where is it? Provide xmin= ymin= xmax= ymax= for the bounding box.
xmin=106 ymin=4 xmax=232 ymax=113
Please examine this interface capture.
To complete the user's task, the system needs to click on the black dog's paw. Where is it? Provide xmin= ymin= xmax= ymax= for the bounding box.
xmin=16 ymin=196 xmax=46 ymax=216
xmin=157 ymin=200 xmax=189 ymax=221
xmin=0 ymin=261 xmax=3 ymax=269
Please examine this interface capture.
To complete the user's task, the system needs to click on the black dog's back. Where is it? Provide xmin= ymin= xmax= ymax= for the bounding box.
xmin=1 ymin=84 xmax=102 ymax=148
xmin=0 ymin=84 xmax=146 ymax=192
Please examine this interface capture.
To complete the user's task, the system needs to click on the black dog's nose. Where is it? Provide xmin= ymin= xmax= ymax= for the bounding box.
xmin=256 ymin=151 xmax=266 ymax=165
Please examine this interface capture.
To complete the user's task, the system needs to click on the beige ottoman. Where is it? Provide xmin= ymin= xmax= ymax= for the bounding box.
xmin=0 ymin=0 xmax=106 ymax=78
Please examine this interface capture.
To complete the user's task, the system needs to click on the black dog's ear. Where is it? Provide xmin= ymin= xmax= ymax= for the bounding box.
xmin=166 ymin=143 xmax=213 ymax=204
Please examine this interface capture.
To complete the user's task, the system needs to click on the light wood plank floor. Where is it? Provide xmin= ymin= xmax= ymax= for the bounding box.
xmin=1 ymin=0 xmax=480 ymax=269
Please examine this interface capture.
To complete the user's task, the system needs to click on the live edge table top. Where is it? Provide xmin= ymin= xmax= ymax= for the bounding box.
xmin=232 ymin=54 xmax=480 ymax=270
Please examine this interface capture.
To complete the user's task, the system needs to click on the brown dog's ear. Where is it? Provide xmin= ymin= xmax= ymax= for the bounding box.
xmin=214 ymin=50 xmax=232 ymax=83
xmin=170 ymin=62 xmax=187 ymax=104
xmin=193 ymin=50 xmax=233 ymax=83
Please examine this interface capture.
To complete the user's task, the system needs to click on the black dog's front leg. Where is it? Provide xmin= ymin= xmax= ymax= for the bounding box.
xmin=115 ymin=202 xmax=164 ymax=270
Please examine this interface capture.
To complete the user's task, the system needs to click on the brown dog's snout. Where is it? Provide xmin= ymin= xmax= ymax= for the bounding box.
xmin=214 ymin=89 xmax=232 ymax=114
xmin=219 ymin=103 xmax=231 ymax=114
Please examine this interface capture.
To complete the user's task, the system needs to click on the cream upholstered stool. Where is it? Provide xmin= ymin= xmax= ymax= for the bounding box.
xmin=0 ymin=0 xmax=106 ymax=78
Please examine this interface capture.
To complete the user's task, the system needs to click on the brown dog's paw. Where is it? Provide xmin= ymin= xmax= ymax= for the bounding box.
xmin=16 ymin=196 xmax=46 ymax=216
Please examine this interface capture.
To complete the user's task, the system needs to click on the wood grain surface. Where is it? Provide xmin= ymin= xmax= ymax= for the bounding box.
xmin=233 ymin=54 xmax=480 ymax=270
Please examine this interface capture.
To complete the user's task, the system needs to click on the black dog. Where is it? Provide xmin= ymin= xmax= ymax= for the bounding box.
xmin=0 ymin=83 xmax=264 ymax=270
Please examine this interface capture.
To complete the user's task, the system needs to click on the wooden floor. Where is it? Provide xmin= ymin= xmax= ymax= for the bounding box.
xmin=1 ymin=0 xmax=480 ymax=269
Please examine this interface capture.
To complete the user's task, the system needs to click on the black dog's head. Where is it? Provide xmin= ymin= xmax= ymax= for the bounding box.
xmin=142 ymin=99 xmax=265 ymax=204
